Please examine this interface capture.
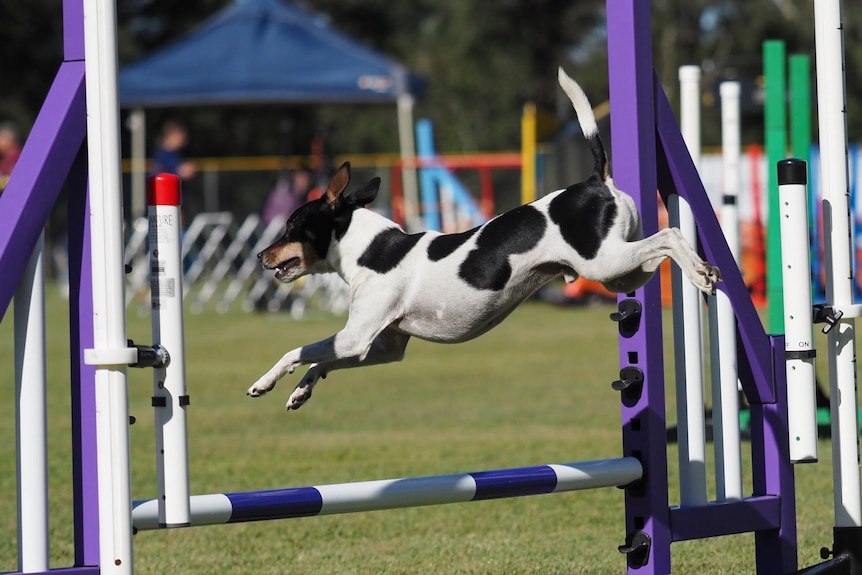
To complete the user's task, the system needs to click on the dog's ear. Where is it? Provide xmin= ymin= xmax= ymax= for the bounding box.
xmin=324 ymin=162 xmax=351 ymax=208
xmin=344 ymin=177 xmax=380 ymax=207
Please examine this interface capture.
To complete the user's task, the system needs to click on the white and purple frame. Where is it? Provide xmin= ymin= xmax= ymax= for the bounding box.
xmin=5 ymin=1 xmax=852 ymax=574
xmin=607 ymin=2 xmax=796 ymax=574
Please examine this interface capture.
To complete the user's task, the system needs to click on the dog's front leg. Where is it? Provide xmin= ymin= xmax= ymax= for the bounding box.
xmin=284 ymin=327 xmax=411 ymax=411
xmin=246 ymin=335 xmax=338 ymax=398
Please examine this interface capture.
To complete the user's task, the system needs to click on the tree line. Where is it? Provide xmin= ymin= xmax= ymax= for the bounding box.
xmin=1 ymin=1 xmax=858 ymax=160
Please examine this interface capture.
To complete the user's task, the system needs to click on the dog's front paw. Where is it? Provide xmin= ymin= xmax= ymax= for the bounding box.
xmin=286 ymin=385 xmax=313 ymax=411
xmin=696 ymin=262 xmax=722 ymax=294
xmin=247 ymin=376 xmax=277 ymax=398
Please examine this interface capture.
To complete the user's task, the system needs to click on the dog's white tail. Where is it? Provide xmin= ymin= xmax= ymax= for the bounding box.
xmin=558 ymin=67 xmax=597 ymax=137
xmin=558 ymin=66 xmax=607 ymax=178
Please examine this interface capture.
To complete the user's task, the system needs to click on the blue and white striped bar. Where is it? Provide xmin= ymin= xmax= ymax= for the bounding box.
xmin=132 ymin=457 xmax=641 ymax=530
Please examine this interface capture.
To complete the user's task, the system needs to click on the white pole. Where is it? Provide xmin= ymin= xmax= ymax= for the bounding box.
xmin=15 ymin=233 xmax=49 ymax=572
xmin=719 ymin=82 xmax=742 ymax=263
xmin=82 ymin=0 xmax=135 ymax=571
xmin=813 ymin=0 xmax=862 ymax=527
xmin=128 ymin=108 xmax=147 ymax=222
xmin=131 ymin=457 xmax=644 ymax=530
xmin=397 ymin=93 xmax=422 ymax=232
xmin=147 ymin=174 xmax=191 ymax=527
xmin=673 ymin=65 xmax=707 ymax=506
xmin=777 ymin=159 xmax=818 ymax=463
xmin=711 ymin=81 xmax=743 ymax=501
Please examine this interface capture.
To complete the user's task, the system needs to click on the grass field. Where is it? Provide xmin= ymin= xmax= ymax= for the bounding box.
xmin=0 ymin=284 xmax=851 ymax=574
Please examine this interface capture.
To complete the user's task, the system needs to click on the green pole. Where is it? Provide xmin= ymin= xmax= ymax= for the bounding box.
xmin=764 ymin=40 xmax=786 ymax=333
xmin=789 ymin=55 xmax=811 ymax=168
xmin=789 ymin=54 xmax=813 ymax=264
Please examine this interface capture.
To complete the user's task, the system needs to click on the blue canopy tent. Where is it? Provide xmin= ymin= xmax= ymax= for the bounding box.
xmin=118 ymin=0 xmax=422 ymax=223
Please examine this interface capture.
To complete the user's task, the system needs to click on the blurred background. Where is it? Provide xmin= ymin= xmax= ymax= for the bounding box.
xmin=1 ymin=0 xmax=859 ymax=313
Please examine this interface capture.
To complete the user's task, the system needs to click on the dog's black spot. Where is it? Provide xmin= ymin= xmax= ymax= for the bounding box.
xmin=459 ymin=205 xmax=546 ymax=291
xmin=427 ymin=227 xmax=480 ymax=261
xmin=549 ymin=177 xmax=617 ymax=260
xmin=358 ymin=228 xmax=424 ymax=273
xmin=279 ymin=199 xmax=343 ymax=260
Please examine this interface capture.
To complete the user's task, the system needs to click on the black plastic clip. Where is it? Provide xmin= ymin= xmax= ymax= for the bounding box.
xmin=619 ymin=531 xmax=651 ymax=568
xmin=128 ymin=340 xmax=170 ymax=369
xmin=813 ymin=304 xmax=844 ymax=335
xmin=612 ymin=367 xmax=644 ymax=407
xmin=610 ymin=299 xmax=642 ymax=337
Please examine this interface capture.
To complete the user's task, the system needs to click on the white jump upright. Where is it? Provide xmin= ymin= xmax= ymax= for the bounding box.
xmin=14 ymin=235 xmax=49 ymax=573
xmin=80 ymin=0 xmax=135 ymax=571
xmin=147 ymin=174 xmax=192 ymax=528
xmin=711 ymin=80 xmax=743 ymax=501
xmin=777 ymin=159 xmax=818 ymax=463
xmin=813 ymin=0 xmax=862 ymax=530
xmin=673 ymin=65 xmax=707 ymax=506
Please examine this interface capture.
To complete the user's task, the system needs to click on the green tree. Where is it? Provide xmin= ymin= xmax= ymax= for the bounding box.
xmin=3 ymin=1 xmax=862 ymax=156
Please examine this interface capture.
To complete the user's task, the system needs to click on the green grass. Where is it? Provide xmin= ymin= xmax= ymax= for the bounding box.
xmin=0 ymin=285 xmax=849 ymax=574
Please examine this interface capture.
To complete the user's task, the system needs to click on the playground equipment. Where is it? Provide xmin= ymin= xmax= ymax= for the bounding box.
xmin=388 ymin=120 xmax=522 ymax=233
xmin=2 ymin=1 xmax=861 ymax=574
xmin=415 ymin=119 xmax=487 ymax=232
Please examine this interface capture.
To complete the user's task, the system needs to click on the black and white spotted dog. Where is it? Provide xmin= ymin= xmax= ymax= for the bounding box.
xmin=247 ymin=68 xmax=721 ymax=411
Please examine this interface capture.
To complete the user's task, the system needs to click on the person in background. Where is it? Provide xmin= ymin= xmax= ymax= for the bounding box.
xmin=151 ymin=121 xmax=196 ymax=180
xmin=0 ymin=122 xmax=22 ymax=193
xmin=263 ymin=168 xmax=312 ymax=225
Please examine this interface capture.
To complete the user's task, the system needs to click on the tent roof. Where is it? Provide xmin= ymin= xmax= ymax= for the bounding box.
xmin=119 ymin=0 xmax=422 ymax=107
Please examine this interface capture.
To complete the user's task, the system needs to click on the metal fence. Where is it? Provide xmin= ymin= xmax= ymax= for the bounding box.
xmin=123 ymin=211 xmax=349 ymax=317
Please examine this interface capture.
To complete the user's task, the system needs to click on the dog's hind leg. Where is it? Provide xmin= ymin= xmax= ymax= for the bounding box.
xmin=595 ymin=227 xmax=720 ymax=295
xmin=284 ymin=328 xmax=411 ymax=410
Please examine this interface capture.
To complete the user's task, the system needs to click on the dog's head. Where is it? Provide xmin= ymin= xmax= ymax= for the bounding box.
xmin=258 ymin=161 xmax=380 ymax=283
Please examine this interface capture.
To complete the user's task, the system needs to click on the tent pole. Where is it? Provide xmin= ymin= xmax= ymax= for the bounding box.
xmin=397 ymin=93 xmax=421 ymax=232
xmin=128 ymin=107 xmax=146 ymax=222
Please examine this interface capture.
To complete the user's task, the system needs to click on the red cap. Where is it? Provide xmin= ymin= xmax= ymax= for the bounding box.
xmin=147 ymin=173 xmax=182 ymax=206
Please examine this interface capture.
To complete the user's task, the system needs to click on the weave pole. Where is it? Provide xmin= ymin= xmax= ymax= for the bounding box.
xmin=673 ymin=65 xmax=707 ymax=507
xmin=711 ymin=80 xmax=743 ymax=501
xmin=15 ymin=234 xmax=49 ymax=572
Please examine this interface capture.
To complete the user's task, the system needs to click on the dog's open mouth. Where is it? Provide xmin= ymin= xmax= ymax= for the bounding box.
xmin=272 ymin=257 xmax=301 ymax=281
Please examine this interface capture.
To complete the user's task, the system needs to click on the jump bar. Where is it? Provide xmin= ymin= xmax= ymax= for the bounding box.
xmin=132 ymin=457 xmax=642 ymax=531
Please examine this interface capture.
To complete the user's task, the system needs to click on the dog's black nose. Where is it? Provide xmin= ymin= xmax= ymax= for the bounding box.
xmin=257 ymin=251 xmax=263 ymax=259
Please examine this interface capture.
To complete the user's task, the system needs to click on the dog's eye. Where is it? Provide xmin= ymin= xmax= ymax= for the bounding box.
xmin=306 ymin=230 xmax=316 ymax=241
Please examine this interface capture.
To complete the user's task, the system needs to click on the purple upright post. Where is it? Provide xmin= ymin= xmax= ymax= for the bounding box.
xmin=606 ymin=2 xmax=672 ymax=574
xmin=606 ymin=1 xmax=797 ymax=574
xmin=69 ymin=150 xmax=101 ymax=568
xmin=0 ymin=0 xmax=100 ymax=572
xmin=66 ymin=0 xmax=102 ymax=567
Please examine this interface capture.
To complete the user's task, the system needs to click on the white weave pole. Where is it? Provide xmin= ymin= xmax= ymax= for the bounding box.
xmin=813 ymin=0 xmax=862 ymax=528
xmin=674 ymin=65 xmax=707 ymax=506
xmin=81 ymin=0 xmax=135 ymax=571
xmin=15 ymin=233 xmax=49 ymax=572
xmin=710 ymin=81 xmax=743 ymax=501
xmin=777 ymin=159 xmax=818 ymax=463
